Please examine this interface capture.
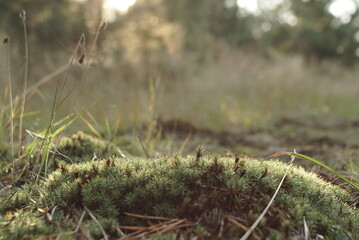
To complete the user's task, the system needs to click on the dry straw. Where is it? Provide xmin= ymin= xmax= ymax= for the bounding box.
xmin=4 ymin=36 xmax=14 ymax=180
xmin=18 ymin=10 xmax=29 ymax=155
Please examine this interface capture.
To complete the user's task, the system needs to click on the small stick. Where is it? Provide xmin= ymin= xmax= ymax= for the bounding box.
xmin=124 ymin=212 xmax=175 ymax=221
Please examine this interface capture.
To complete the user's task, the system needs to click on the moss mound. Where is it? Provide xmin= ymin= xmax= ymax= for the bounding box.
xmin=56 ymin=131 xmax=126 ymax=164
xmin=1 ymin=131 xmax=127 ymax=182
xmin=0 ymin=133 xmax=358 ymax=239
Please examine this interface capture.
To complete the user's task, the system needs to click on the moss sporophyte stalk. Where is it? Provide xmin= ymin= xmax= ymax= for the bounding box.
xmin=0 ymin=132 xmax=358 ymax=239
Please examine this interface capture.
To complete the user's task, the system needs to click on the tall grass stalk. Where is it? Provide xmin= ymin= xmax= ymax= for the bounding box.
xmin=58 ymin=18 xmax=107 ymax=137
xmin=144 ymin=78 xmax=162 ymax=155
xmin=46 ymin=18 xmax=107 ymax=173
xmin=18 ymin=10 xmax=29 ymax=155
xmin=4 ymin=36 xmax=15 ymax=180
xmin=67 ymin=19 xmax=107 ymax=114
xmin=55 ymin=34 xmax=85 ymax=112
xmin=34 ymin=34 xmax=86 ymax=182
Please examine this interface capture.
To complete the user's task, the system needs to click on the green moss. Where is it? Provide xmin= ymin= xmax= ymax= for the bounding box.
xmin=0 ymin=143 xmax=12 ymax=179
xmin=1 ymin=153 xmax=358 ymax=239
xmin=56 ymin=131 xmax=126 ymax=164
xmin=0 ymin=209 xmax=74 ymax=240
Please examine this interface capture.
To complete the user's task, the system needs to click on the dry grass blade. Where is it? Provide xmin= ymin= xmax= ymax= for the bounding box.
xmin=116 ymin=226 xmax=150 ymax=231
xmin=227 ymin=217 xmax=248 ymax=232
xmin=303 ymin=217 xmax=310 ymax=240
xmin=56 ymin=211 xmax=90 ymax=240
xmin=18 ymin=10 xmax=29 ymax=153
xmin=227 ymin=217 xmax=261 ymax=240
xmin=118 ymin=218 xmax=194 ymax=239
xmin=138 ymin=135 xmax=150 ymax=158
xmin=4 ymin=36 xmax=14 ymax=180
xmin=156 ymin=219 xmax=187 ymax=235
xmin=240 ymin=154 xmax=296 ymax=240
xmin=118 ymin=221 xmax=174 ymax=239
xmin=126 ymin=219 xmax=179 ymax=239
xmin=178 ymin=132 xmax=192 ymax=154
xmin=77 ymin=110 xmax=102 ymax=138
xmin=124 ymin=212 xmax=174 ymax=221
xmin=0 ymin=215 xmax=16 ymax=227
xmin=85 ymin=207 xmax=108 ymax=240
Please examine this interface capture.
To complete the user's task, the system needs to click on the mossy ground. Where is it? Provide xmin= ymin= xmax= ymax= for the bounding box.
xmin=0 ymin=132 xmax=358 ymax=239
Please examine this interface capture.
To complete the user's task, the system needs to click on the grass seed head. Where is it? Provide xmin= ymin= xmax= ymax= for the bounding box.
xmin=19 ymin=10 xmax=26 ymax=20
xmin=79 ymin=54 xmax=85 ymax=64
xmin=99 ymin=21 xmax=108 ymax=32
xmin=3 ymin=36 xmax=10 ymax=44
xmin=196 ymin=145 xmax=205 ymax=161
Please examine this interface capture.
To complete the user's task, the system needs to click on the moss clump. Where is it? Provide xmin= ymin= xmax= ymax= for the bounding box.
xmin=1 ymin=150 xmax=358 ymax=239
xmin=0 ymin=209 xmax=74 ymax=240
xmin=56 ymin=131 xmax=126 ymax=164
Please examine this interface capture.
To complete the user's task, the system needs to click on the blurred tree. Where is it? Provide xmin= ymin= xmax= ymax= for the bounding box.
xmin=257 ymin=0 xmax=359 ymax=63
xmin=161 ymin=0 xmax=258 ymax=63
xmin=0 ymin=0 xmax=357 ymax=65
xmin=0 ymin=0 xmax=88 ymax=48
xmin=104 ymin=0 xmax=185 ymax=82
xmin=164 ymin=0 xmax=213 ymax=53
xmin=288 ymin=0 xmax=358 ymax=63
xmin=172 ymin=0 xmax=358 ymax=63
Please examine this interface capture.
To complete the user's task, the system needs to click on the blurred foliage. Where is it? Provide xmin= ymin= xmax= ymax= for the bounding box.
xmin=160 ymin=0 xmax=359 ymax=64
xmin=0 ymin=0 xmax=358 ymax=64
xmin=267 ymin=0 xmax=359 ymax=64
xmin=0 ymin=0 xmax=89 ymax=48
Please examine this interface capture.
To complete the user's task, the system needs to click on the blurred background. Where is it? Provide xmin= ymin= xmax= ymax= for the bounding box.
xmin=1 ymin=0 xmax=359 ymax=165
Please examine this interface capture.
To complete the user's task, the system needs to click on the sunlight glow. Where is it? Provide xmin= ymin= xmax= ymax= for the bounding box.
xmin=329 ymin=0 xmax=357 ymax=23
xmin=104 ymin=0 xmax=137 ymax=13
xmin=237 ymin=0 xmax=358 ymax=23
xmin=237 ymin=0 xmax=259 ymax=13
